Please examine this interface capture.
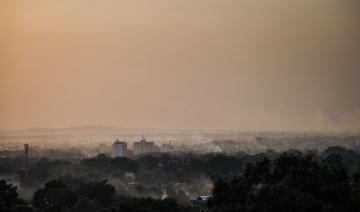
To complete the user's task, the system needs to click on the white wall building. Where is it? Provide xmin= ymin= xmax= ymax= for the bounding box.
xmin=112 ymin=139 xmax=127 ymax=157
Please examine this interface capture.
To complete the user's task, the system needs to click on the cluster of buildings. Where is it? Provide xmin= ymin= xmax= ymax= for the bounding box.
xmin=112 ymin=137 xmax=175 ymax=158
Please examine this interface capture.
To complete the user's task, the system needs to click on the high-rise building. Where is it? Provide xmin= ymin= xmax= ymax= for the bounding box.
xmin=133 ymin=137 xmax=158 ymax=155
xmin=112 ymin=139 xmax=127 ymax=157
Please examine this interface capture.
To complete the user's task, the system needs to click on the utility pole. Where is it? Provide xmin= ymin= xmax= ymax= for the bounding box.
xmin=24 ymin=143 xmax=29 ymax=179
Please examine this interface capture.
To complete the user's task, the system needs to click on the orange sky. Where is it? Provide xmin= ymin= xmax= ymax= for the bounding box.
xmin=1 ymin=0 xmax=359 ymax=131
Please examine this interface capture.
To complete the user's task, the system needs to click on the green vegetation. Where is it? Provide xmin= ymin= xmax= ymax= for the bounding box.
xmin=0 ymin=146 xmax=360 ymax=211
xmin=209 ymin=152 xmax=360 ymax=212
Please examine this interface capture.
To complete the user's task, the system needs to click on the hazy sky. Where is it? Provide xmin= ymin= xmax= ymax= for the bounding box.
xmin=1 ymin=0 xmax=359 ymax=131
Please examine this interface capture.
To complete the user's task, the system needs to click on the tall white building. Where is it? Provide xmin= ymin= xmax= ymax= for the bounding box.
xmin=112 ymin=139 xmax=127 ymax=157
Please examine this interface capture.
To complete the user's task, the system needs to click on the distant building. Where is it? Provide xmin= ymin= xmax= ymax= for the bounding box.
xmin=160 ymin=141 xmax=175 ymax=152
xmin=133 ymin=137 xmax=158 ymax=155
xmin=112 ymin=139 xmax=127 ymax=157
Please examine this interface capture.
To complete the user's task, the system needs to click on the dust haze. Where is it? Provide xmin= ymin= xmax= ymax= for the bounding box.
xmin=1 ymin=1 xmax=360 ymax=210
xmin=1 ymin=0 xmax=360 ymax=132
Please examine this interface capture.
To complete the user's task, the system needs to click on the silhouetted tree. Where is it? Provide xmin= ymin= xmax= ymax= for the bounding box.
xmin=33 ymin=180 xmax=78 ymax=212
xmin=209 ymin=152 xmax=360 ymax=212
xmin=110 ymin=157 xmax=139 ymax=172
xmin=76 ymin=180 xmax=115 ymax=207
xmin=0 ymin=180 xmax=26 ymax=212
xmin=72 ymin=197 xmax=102 ymax=212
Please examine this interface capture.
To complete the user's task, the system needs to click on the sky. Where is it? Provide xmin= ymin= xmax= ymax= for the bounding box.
xmin=1 ymin=0 xmax=359 ymax=131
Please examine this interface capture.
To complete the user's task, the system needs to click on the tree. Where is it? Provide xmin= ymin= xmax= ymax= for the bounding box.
xmin=350 ymin=164 xmax=360 ymax=210
xmin=244 ymin=157 xmax=271 ymax=184
xmin=208 ymin=152 xmax=360 ymax=212
xmin=110 ymin=157 xmax=139 ymax=172
xmin=80 ymin=154 xmax=111 ymax=168
xmin=72 ymin=197 xmax=102 ymax=212
xmin=211 ymin=179 xmax=230 ymax=207
xmin=113 ymin=196 xmax=191 ymax=212
xmin=0 ymin=180 xmax=26 ymax=212
xmin=246 ymin=184 xmax=322 ymax=212
xmin=76 ymin=180 xmax=115 ymax=207
xmin=33 ymin=180 xmax=78 ymax=212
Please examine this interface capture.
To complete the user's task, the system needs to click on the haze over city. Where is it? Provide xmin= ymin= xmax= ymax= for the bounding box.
xmin=2 ymin=1 xmax=360 ymax=212
xmin=1 ymin=0 xmax=360 ymax=132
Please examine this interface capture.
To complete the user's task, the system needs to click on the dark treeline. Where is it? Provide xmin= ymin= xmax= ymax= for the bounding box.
xmin=209 ymin=152 xmax=360 ymax=212
xmin=1 ymin=146 xmax=360 ymax=211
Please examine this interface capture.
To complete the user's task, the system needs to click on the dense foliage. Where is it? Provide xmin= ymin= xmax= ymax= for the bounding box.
xmin=0 ymin=180 xmax=27 ymax=212
xmin=1 ymin=146 xmax=360 ymax=212
xmin=209 ymin=152 xmax=360 ymax=212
